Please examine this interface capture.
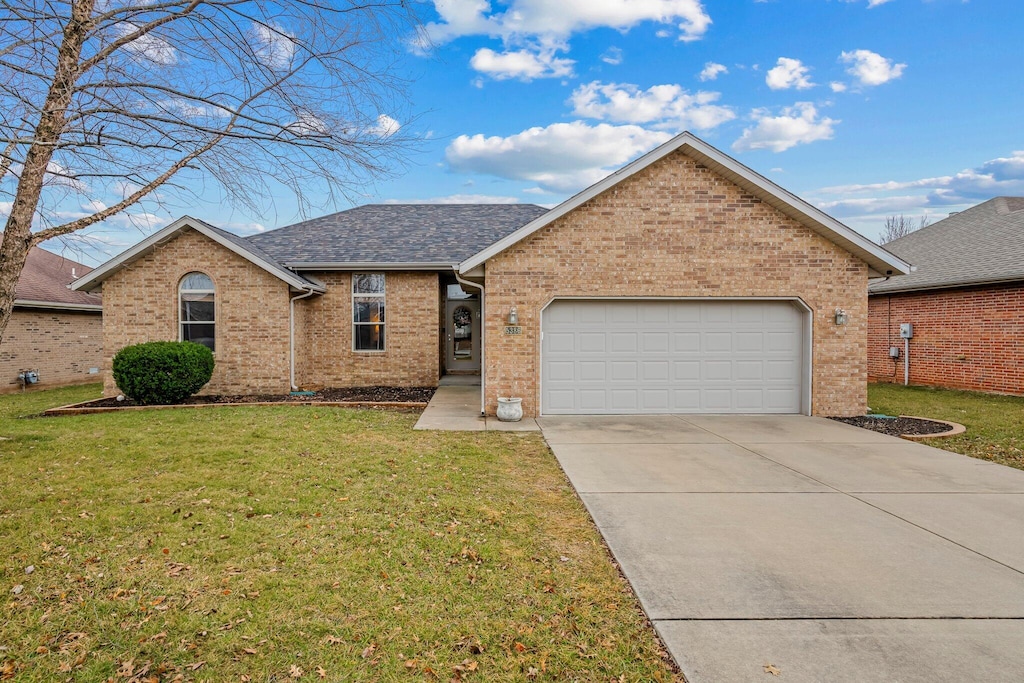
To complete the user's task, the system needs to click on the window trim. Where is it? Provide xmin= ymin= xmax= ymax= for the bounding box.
xmin=352 ymin=273 xmax=386 ymax=352
xmin=179 ymin=271 xmax=216 ymax=353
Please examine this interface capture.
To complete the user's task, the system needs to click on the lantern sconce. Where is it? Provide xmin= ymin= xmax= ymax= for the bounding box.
xmin=507 ymin=307 xmax=519 ymax=325
xmin=834 ymin=308 xmax=848 ymax=326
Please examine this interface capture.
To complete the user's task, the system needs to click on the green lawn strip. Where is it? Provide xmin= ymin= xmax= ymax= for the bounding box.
xmin=868 ymin=383 xmax=1024 ymax=470
xmin=0 ymin=388 xmax=680 ymax=682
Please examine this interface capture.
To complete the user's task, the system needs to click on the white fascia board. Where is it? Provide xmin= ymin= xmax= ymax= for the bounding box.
xmin=287 ymin=262 xmax=453 ymax=271
xmin=14 ymin=299 xmax=102 ymax=312
xmin=71 ymin=215 xmax=322 ymax=293
xmin=458 ymin=131 xmax=912 ymax=278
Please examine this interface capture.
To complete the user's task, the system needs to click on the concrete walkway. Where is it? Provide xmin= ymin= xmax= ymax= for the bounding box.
xmin=539 ymin=414 xmax=1024 ymax=682
xmin=414 ymin=383 xmax=539 ymax=431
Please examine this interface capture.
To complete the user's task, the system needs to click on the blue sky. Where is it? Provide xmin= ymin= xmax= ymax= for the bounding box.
xmin=39 ymin=0 xmax=1024 ymax=265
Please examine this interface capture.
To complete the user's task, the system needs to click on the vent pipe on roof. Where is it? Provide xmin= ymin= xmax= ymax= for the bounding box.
xmin=948 ymin=211 xmax=959 ymax=217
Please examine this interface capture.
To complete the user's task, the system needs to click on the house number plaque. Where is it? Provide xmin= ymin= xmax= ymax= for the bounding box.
xmin=504 ymin=325 xmax=523 ymax=335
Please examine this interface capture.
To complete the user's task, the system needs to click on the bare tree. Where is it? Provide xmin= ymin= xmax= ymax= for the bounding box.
xmin=880 ymin=214 xmax=930 ymax=244
xmin=0 ymin=0 xmax=419 ymax=342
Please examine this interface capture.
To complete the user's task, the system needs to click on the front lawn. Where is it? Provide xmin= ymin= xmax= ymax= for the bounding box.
xmin=868 ymin=382 xmax=1024 ymax=471
xmin=0 ymin=385 xmax=680 ymax=681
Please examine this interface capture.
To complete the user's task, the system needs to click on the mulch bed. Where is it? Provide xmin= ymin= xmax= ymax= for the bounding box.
xmin=830 ymin=415 xmax=954 ymax=437
xmin=82 ymin=386 xmax=436 ymax=409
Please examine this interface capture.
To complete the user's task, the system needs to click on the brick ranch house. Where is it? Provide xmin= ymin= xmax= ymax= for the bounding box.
xmin=1 ymin=244 xmax=102 ymax=393
xmin=73 ymin=132 xmax=910 ymax=417
xmin=869 ymin=197 xmax=1024 ymax=395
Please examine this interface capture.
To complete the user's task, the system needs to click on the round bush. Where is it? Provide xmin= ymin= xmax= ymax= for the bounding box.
xmin=112 ymin=341 xmax=215 ymax=405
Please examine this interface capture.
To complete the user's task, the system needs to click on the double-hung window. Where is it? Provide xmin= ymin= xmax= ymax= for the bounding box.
xmin=179 ymin=272 xmax=216 ymax=352
xmin=352 ymin=273 xmax=385 ymax=351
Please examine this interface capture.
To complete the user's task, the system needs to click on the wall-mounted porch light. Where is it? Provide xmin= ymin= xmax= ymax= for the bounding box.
xmin=507 ymin=306 xmax=519 ymax=325
xmin=834 ymin=308 xmax=848 ymax=326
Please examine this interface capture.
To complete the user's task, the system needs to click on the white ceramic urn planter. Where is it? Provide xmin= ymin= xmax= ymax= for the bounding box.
xmin=496 ymin=396 xmax=523 ymax=422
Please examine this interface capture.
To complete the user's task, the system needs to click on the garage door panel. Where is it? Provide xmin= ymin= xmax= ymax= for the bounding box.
xmin=704 ymin=331 xmax=733 ymax=352
xmin=704 ymin=360 xmax=733 ymax=381
xmin=579 ymin=333 xmax=606 ymax=353
xmin=673 ymin=360 xmax=700 ymax=380
xmin=611 ymin=361 xmax=638 ymax=381
xmin=579 ymin=361 xmax=606 ymax=381
xmin=542 ymin=300 xmax=804 ymax=415
xmin=548 ymin=360 xmax=575 ymax=382
xmin=610 ymin=332 xmax=638 ymax=353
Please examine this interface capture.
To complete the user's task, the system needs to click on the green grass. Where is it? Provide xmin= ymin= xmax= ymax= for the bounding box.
xmin=868 ymin=383 xmax=1024 ymax=471
xmin=0 ymin=385 xmax=680 ymax=682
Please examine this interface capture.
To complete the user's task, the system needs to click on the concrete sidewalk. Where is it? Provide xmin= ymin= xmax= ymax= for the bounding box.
xmin=540 ymin=414 xmax=1024 ymax=682
xmin=413 ymin=384 xmax=539 ymax=431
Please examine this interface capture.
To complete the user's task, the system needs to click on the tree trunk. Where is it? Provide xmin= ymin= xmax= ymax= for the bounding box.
xmin=0 ymin=0 xmax=94 ymax=344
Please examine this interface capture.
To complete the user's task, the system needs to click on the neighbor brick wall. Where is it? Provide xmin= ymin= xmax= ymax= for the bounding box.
xmin=100 ymin=227 xmax=292 ymax=395
xmin=484 ymin=150 xmax=869 ymax=418
xmin=294 ymin=271 xmax=439 ymax=389
xmin=0 ymin=308 xmax=102 ymax=393
xmin=868 ymin=283 xmax=1024 ymax=395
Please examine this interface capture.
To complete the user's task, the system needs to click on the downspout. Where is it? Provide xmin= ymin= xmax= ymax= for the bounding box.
xmin=289 ymin=287 xmax=317 ymax=391
xmin=453 ymin=268 xmax=486 ymax=416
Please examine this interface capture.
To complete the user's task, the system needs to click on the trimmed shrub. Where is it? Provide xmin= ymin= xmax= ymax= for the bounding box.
xmin=112 ymin=341 xmax=215 ymax=405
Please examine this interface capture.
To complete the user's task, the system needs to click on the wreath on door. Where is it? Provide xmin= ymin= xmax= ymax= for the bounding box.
xmin=453 ymin=306 xmax=472 ymax=328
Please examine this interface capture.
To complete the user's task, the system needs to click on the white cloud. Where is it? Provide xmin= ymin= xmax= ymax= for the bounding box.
xmin=470 ymin=46 xmax=575 ymax=80
xmin=251 ymin=23 xmax=295 ymax=70
xmin=383 ymin=194 xmax=522 ymax=204
xmin=223 ymin=221 xmax=268 ymax=235
xmin=423 ymin=0 xmax=712 ymax=45
xmin=765 ymin=57 xmax=814 ymax=90
xmin=867 ymin=0 xmax=894 ymax=6
xmin=117 ymin=24 xmax=177 ymax=65
xmin=287 ymin=112 xmax=329 ymax=137
xmin=569 ymin=81 xmax=735 ymax=131
xmin=840 ymin=49 xmax=906 ymax=87
xmin=830 ymin=81 xmax=847 ymax=93
xmin=601 ymin=46 xmax=624 ymax=65
xmin=698 ymin=61 xmax=728 ymax=81
xmin=370 ymin=114 xmax=401 ymax=138
xmin=732 ymin=103 xmax=837 ymax=153
xmin=445 ymin=121 xmax=672 ymax=194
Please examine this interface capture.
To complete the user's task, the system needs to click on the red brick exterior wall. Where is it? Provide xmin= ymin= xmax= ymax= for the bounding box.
xmin=294 ymin=271 xmax=439 ymax=389
xmin=1 ymin=308 xmax=103 ymax=393
xmin=483 ymin=149 xmax=871 ymax=418
xmin=100 ymin=228 xmax=440 ymax=396
xmin=868 ymin=282 xmax=1024 ymax=395
xmin=101 ymin=228 xmax=294 ymax=395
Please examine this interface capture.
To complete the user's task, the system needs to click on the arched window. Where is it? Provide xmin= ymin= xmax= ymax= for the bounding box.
xmin=179 ymin=272 xmax=216 ymax=351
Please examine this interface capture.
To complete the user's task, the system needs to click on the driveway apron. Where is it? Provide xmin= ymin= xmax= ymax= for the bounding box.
xmin=539 ymin=414 xmax=1024 ymax=682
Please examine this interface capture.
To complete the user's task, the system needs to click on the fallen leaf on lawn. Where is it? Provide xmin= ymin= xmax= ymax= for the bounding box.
xmin=526 ymin=666 xmax=539 ymax=680
xmin=290 ymin=664 xmax=303 ymax=678
xmin=513 ymin=642 xmax=526 ymax=653
xmin=242 ymin=648 xmax=258 ymax=655
xmin=764 ymin=663 xmax=781 ymax=676
xmin=188 ymin=661 xmax=206 ymax=671
xmin=361 ymin=643 xmax=377 ymax=659
xmin=324 ymin=635 xmax=343 ymax=645
xmin=316 ymin=666 xmax=326 ymax=679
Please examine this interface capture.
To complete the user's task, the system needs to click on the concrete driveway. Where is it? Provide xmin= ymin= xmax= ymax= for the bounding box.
xmin=539 ymin=414 xmax=1024 ymax=682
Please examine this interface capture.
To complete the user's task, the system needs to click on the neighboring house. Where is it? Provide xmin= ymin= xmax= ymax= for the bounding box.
xmin=73 ymin=132 xmax=910 ymax=417
xmin=1 ymin=244 xmax=103 ymax=392
xmin=868 ymin=197 xmax=1024 ymax=395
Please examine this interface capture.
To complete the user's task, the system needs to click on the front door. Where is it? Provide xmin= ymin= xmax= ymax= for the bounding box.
xmin=446 ymin=299 xmax=481 ymax=372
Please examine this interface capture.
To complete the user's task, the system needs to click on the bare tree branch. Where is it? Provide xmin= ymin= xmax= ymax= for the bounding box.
xmin=0 ymin=0 xmax=421 ymax=342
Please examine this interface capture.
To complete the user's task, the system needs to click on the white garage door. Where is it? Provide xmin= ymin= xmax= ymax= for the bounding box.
xmin=541 ymin=300 xmax=806 ymax=415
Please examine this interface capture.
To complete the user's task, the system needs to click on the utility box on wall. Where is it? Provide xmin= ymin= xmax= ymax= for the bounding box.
xmin=899 ymin=323 xmax=914 ymax=339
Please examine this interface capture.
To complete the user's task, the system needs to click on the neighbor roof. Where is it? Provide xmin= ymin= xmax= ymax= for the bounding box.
xmin=15 ymin=244 xmax=101 ymax=310
xmin=72 ymin=216 xmax=325 ymax=293
xmin=458 ymin=131 xmax=913 ymax=279
xmin=246 ymin=204 xmax=548 ymax=267
xmin=869 ymin=197 xmax=1024 ymax=294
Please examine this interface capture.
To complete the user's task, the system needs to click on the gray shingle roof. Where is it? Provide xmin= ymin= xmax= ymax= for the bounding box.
xmin=245 ymin=204 xmax=549 ymax=266
xmin=869 ymin=197 xmax=1024 ymax=294
xmin=201 ymin=223 xmax=322 ymax=289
